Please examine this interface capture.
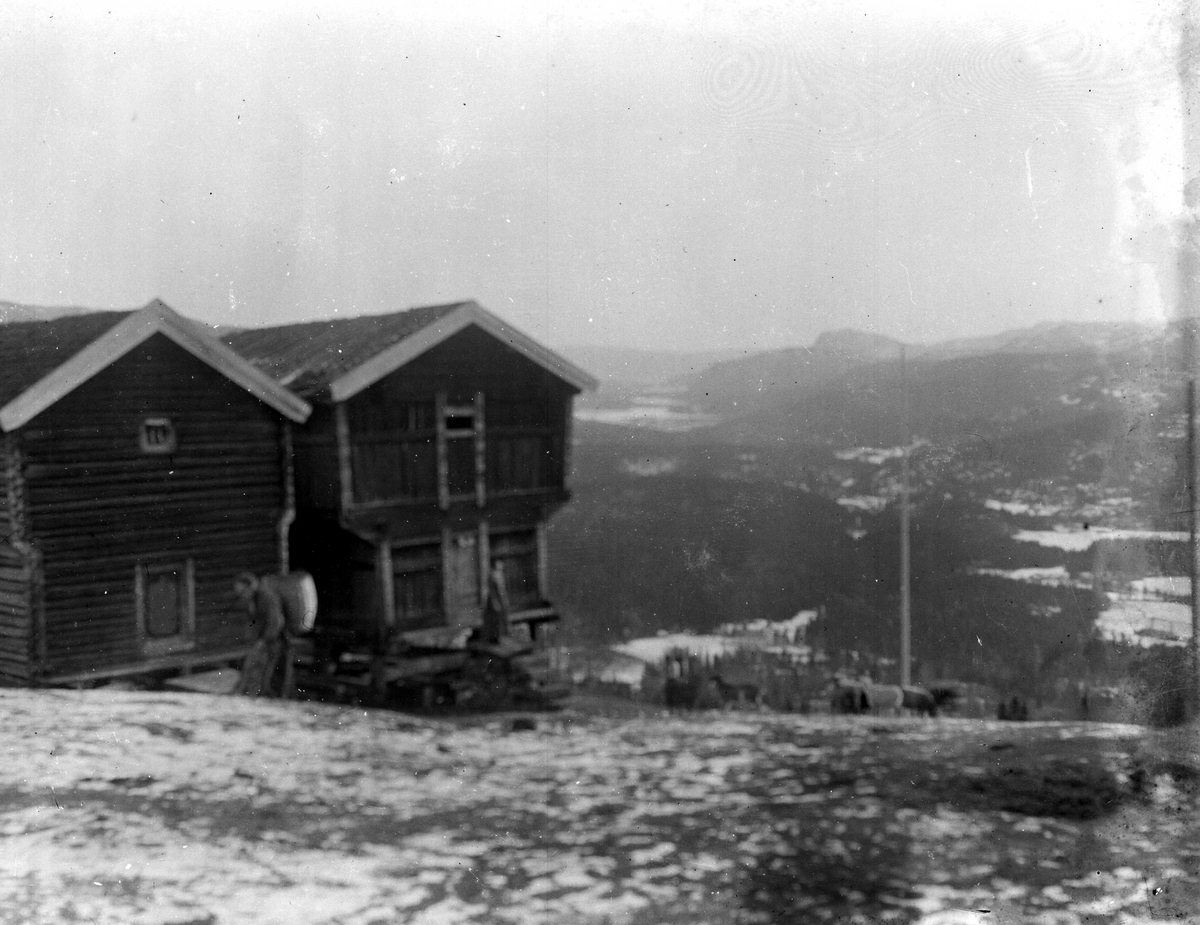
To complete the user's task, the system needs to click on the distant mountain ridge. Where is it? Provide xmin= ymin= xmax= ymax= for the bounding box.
xmin=810 ymin=328 xmax=906 ymax=362
xmin=687 ymin=319 xmax=1174 ymax=415
xmin=560 ymin=344 xmax=746 ymax=391
xmin=0 ymin=301 xmax=99 ymax=323
xmin=915 ymin=320 xmax=1170 ymax=361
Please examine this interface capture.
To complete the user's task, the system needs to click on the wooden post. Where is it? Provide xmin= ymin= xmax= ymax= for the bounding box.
xmin=377 ymin=539 xmax=395 ymax=636
xmin=562 ymin=396 xmax=574 ymax=492
xmin=278 ymin=420 xmax=295 ymax=574
xmin=1189 ymin=369 xmax=1200 ymax=719
xmin=435 ymin=391 xmax=449 ymax=510
xmin=475 ymin=390 xmax=486 ymax=508
xmin=371 ymin=538 xmax=394 ymax=705
xmin=335 ymin=404 xmax=354 ymax=513
xmin=441 ymin=525 xmax=453 ymax=625
xmin=478 ymin=520 xmax=490 ymax=604
xmin=537 ymin=522 xmax=550 ymax=601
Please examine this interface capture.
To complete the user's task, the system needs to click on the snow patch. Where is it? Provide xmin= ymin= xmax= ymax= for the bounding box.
xmin=1096 ymin=599 xmax=1192 ymax=646
xmin=1014 ymin=529 xmax=1188 ymax=553
xmin=615 ymin=634 xmax=744 ymax=664
xmin=620 ymin=457 xmax=679 ymax=477
xmin=984 ymin=499 xmax=1063 ymax=517
xmin=576 ymin=404 xmax=718 ymax=432
xmin=837 ymin=495 xmax=889 ymax=513
xmin=970 ymin=566 xmax=1074 ymax=586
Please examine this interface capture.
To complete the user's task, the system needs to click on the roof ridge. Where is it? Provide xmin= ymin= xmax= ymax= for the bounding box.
xmin=224 ymin=300 xmax=596 ymax=400
xmin=0 ymin=302 xmax=310 ymax=430
xmin=229 ymin=300 xmax=472 ymax=333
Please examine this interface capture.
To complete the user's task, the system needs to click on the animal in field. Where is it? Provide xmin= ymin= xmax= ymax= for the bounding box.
xmin=831 ymin=677 xmax=875 ymax=714
xmin=831 ymin=677 xmax=943 ymax=717
xmin=862 ymin=683 xmax=904 ymax=715
xmin=714 ymin=676 xmax=762 ymax=708
xmin=900 ymin=685 xmax=940 ymax=717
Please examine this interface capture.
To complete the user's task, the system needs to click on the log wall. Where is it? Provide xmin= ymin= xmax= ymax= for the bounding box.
xmin=0 ymin=435 xmax=32 ymax=683
xmin=19 ymin=333 xmax=286 ymax=679
xmin=342 ymin=326 xmax=573 ymax=511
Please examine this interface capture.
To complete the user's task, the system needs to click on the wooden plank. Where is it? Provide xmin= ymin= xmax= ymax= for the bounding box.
xmin=398 ymin=625 xmax=473 ymax=650
xmin=37 ymin=541 xmax=274 ymax=571
xmin=37 ymin=645 xmax=250 ymax=685
xmin=383 ymin=651 xmax=469 ymax=683
xmin=508 ymin=606 xmax=560 ymax=626
xmin=0 ymin=587 xmax=31 ymax=609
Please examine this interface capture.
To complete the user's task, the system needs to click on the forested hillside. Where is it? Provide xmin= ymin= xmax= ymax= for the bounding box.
xmin=548 ymin=320 xmax=1187 ymax=689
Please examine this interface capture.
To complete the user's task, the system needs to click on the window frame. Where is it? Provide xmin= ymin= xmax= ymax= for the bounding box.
xmin=134 ymin=559 xmax=196 ymax=657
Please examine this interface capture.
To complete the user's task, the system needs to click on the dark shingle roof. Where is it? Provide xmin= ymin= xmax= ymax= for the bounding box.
xmin=0 ymin=311 xmax=133 ymax=407
xmin=223 ymin=302 xmax=467 ymax=400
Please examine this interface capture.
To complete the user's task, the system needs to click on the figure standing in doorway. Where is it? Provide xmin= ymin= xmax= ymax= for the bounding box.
xmin=482 ymin=561 xmax=511 ymax=644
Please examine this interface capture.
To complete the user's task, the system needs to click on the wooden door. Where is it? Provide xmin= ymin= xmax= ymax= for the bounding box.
xmin=444 ymin=531 xmax=482 ymax=630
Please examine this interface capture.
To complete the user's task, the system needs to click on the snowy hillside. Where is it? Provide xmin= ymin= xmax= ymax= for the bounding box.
xmin=1 ymin=688 xmax=1197 ymax=924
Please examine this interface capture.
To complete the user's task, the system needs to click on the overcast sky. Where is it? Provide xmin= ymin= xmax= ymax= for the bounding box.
xmin=0 ymin=0 xmax=1184 ymax=352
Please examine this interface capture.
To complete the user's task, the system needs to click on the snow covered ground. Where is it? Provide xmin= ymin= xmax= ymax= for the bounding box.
xmin=1096 ymin=599 xmax=1193 ymax=647
xmin=1 ymin=688 xmax=1197 ymax=925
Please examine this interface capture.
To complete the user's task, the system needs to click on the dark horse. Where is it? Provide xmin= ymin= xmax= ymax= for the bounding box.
xmin=900 ymin=686 xmax=939 ymax=717
xmin=832 ymin=678 xmax=950 ymax=717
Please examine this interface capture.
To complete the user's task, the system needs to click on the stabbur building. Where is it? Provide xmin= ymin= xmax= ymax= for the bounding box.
xmin=1 ymin=299 xmax=595 ymax=696
xmin=1 ymin=298 xmax=594 ymax=697
xmin=225 ymin=300 xmax=596 ymax=697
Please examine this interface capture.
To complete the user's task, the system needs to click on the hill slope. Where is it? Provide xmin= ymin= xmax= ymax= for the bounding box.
xmin=549 ymin=319 xmax=1187 ymax=687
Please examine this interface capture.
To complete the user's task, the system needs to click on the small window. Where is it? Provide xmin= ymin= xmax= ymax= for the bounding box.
xmin=140 ymin=418 xmax=176 ymax=455
xmin=145 ymin=568 xmax=183 ymax=637
xmin=444 ymin=413 xmax=475 ymax=433
xmin=136 ymin=561 xmax=195 ymax=656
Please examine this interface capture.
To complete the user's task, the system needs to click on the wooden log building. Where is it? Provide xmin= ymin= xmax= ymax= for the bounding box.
xmin=0 ymin=300 xmax=311 ymax=685
xmin=225 ymin=300 xmax=596 ymax=672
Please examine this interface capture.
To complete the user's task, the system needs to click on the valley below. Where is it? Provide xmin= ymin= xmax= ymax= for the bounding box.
xmin=553 ymin=323 xmax=1193 ymax=701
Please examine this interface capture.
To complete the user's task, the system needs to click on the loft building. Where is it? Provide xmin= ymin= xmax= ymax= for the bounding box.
xmin=225 ymin=301 xmax=596 ymax=658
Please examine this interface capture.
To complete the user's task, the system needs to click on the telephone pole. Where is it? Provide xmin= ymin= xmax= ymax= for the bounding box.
xmin=1189 ymin=374 xmax=1199 ymax=719
xmin=900 ymin=345 xmax=912 ymax=688
xmin=1183 ymin=4 xmax=1200 ymax=720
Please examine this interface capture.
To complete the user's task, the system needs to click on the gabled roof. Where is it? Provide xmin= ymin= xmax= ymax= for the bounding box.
xmin=0 ymin=299 xmax=311 ymax=432
xmin=224 ymin=300 xmax=599 ymax=402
